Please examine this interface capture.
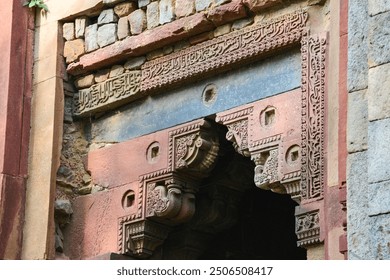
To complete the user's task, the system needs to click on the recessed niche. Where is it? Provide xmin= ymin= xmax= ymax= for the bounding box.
xmin=286 ymin=145 xmax=300 ymax=165
xmin=122 ymin=190 xmax=135 ymax=210
xmin=260 ymin=106 xmax=277 ymax=127
xmin=202 ymin=84 xmax=218 ymax=106
xmin=146 ymin=142 xmax=161 ymax=163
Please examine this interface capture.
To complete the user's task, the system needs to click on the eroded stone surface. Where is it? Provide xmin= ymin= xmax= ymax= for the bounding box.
xmin=147 ymin=1 xmax=160 ymax=29
xmin=348 ymin=0 xmax=369 ymax=92
xmin=232 ymin=17 xmax=254 ymax=30
xmin=85 ymin=24 xmax=99 ymax=53
xmin=129 ymin=9 xmax=147 ymax=35
xmin=368 ymin=0 xmax=390 ymax=16
xmin=75 ymin=74 xmax=95 ymax=89
xmin=75 ymin=18 xmax=88 ymax=39
xmin=114 ymin=2 xmax=136 ymax=17
xmin=242 ymin=0 xmax=282 ymax=12
xmin=63 ymin=22 xmax=75 ymax=41
xmin=368 ymin=11 xmax=390 ymax=67
xmin=368 ymin=63 xmax=390 ymax=121
xmin=109 ymin=65 xmax=125 ymax=78
xmin=368 ymin=118 xmax=390 ymax=184
xmin=347 ymin=89 xmax=368 ymax=153
xmin=118 ymin=17 xmax=130 ymax=39
xmin=160 ymin=0 xmax=175 ymax=25
xmin=214 ymin=24 xmax=231 ymax=37
xmin=64 ymin=39 xmax=85 ymax=63
xmin=207 ymin=0 xmax=247 ymax=26
xmin=98 ymin=23 xmax=117 ymax=47
xmin=95 ymin=69 xmax=110 ymax=83
xmin=124 ymin=56 xmax=146 ymax=70
xmin=195 ymin=0 xmax=213 ymax=11
xmin=368 ymin=180 xmax=390 ymax=216
xmin=176 ymin=0 xmax=195 ymax=18
xmin=98 ymin=9 xmax=118 ymax=26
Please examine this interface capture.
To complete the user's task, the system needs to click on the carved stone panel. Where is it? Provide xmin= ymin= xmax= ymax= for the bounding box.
xmin=300 ymin=32 xmax=327 ymax=203
xmin=216 ymin=89 xmax=302 ymax=198
xmin=73 ymin=11 xmax=308 ymax=117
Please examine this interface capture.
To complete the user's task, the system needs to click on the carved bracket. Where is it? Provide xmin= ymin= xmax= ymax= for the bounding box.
xmin=119 ymin=119 xmax=219 ymax=258
xmin=295 ymin=202 xmax=324 ymax=248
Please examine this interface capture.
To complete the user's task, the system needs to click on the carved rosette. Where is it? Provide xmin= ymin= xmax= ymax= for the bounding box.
xmin=295 ymin=210 xmax=321 ymax=247
xmin=301 ymin=32 xmax=327 ymax=202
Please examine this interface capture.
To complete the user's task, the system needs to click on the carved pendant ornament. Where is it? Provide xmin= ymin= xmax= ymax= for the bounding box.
xmin=112 ymin=12 xmax=327 ymax=257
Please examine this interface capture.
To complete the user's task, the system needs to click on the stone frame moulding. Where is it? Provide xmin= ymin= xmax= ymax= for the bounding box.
xmin=68 ymin=10 xmax=328 ymax=258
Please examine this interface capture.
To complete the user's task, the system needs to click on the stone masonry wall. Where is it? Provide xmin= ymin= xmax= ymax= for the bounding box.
xmin=347 ymin=0 xmax=390 ymax=260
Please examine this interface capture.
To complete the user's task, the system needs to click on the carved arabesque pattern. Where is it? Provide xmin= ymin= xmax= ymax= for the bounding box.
xmin=301 ymin=33 xmax=327 ymax=202
xmin=253 ymin=149 xmax=280 ymax=190
xmin=226 ymin=119 xmax=250 ymax=157
xmin=295 ymin=210 xmax=321 ymax=247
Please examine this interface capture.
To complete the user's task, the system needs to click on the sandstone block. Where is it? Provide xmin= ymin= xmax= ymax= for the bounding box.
xmin=176 ymin=0 xmax=195 ymax=18
xmin=124 ymin=56 xmax=146 ymax=70
xmin=207 ymin=1 xmax=247 ymax=26
xmin=118 ymin=17 xmax=130 ymax=39
xmin=348 ymin=0 xmax=369 ymax=92
xmin=347 ymin=151 xmax=373 ymax=260
xmin=147 ymin=1 xmax=160 ymax=29
xmin=368 ymin=118 xmax=390 ymax=183
xmin=63 ymin=22 xmax=75 ymax=41
xmin=242 ymin=0 xmax=282 ymax=12
xmin=214 ymin=23 xmax=231 ymax=37
xmin=85 ymin=24 xmax=99 ymax=53
xmin=232 ymin=17 xmax=253 ymax=30
xmin=129 ymin=9 xmax=147 ymax=35
xmin=138 ymin=0 xmax=151 ymax=8
xmin=368 ymin=63 xmax=390 ymax=121
xmin=174 ymin=40 xmax=190 ymax=52
xmin=75 ymin=17 xmax=88 ymax=39
xmin=67 ymin=13 xmax=214 ymax=75
xmin=160 ymin=0 xmax=175 ymax=25
xmin=109 ymin=65 xmax=125 ymax=78
xmin=195 ymin=0 xmax=213 ymax=11
xmin=64 ymin=39 xmax=85 ymax=63
xmin=98 ymin=23 xmax=118 ymax=47
xmin=95 ymin=69 xmax=110 ymax=83
xmin=368 ymin=180 xmax=390 ymax=216
xmin=98 ymin=9 xmax=118 ymax=26
xmin=75 ymin=74 xmax=95 ymax=89
xmin=347 ymin=89 xmax=368 ymax=153
xmin=146 ymin=48 xmax=164 ymax=60
xmin=189 ymin=31 xmax=214 ymax=45
xmin=368 ymin=11 xmax=390 ymax=67
xmin=114 ymin=2 xmax=137 ymax=17
xmin=368 ymin=0 xmax=390 ymax=16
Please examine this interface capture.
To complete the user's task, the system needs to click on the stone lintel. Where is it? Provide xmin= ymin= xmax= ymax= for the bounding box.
xmin=73 ymin=10 xmax=308 ymax=117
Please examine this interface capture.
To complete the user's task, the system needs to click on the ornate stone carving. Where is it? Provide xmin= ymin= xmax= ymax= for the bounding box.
xmin=118 ymin=119 xmax=219 ymax=258
xmin=169 ymin=119 xmax=219 ymax=174
xmin=146 ymin=177 xmax=196 ymax=223
xmin=73 ymin=11 xmax=308 ymax=118
xmin=141 ymin=11 xmax=308 ymax=91
xmin=295 ymin=209 xmax=321 ymax=247
xmin=121 ymin=220 xmax=171 ymax=258
xmin=300 ymin=33 xmax=327 ymax=202
xmin=73 ymin=71 xmax=141 ymax=116
xmin=216 ymin=107 xmax=253 ymax=157
xmin=253 ymin=148 xmax=280 ymax=190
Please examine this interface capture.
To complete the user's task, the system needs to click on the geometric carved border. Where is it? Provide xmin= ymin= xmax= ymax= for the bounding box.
xmin=300 ymin=32 xmax=327 ymax=203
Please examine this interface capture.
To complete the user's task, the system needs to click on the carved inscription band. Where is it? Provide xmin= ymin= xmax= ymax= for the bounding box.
xmin=73 ymin=11 xmax=308 ymax=117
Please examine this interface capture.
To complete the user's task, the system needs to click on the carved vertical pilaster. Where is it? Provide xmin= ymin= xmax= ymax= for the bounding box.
xmin=300 ymin=32 xmax=327 ymax=203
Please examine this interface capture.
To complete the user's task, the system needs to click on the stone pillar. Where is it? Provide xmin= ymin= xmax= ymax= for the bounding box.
xmin=0 ymin=0 xmax=34 ymax=259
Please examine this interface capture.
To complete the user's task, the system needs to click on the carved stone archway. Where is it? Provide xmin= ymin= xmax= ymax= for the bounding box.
xmin=72 ymin=10 xmax=328 ymax=259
